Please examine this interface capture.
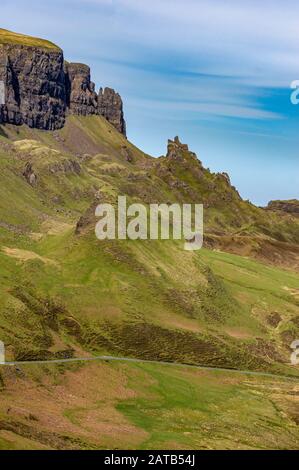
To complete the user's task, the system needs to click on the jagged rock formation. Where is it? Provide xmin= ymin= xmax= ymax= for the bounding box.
xmin=65 ymin=63 xmax=98 ymax=116
xmin=48 ymin=159 xmax=81 ymax=175
xmin=0 ymin=29 xmax=126 ymax=135
xmin=154 ymin=136 xmax=243 ymax=207
xmin=165 ymin=136 xmax=201 ymax=171
xmin=98 ymin=87 xmax=126 ymax=135
xmin=266 ymin=200 xmax=299 ymax=216
xmin=0 ymin=44 xmax=66 ymax=130
xmin=167 ymin=136 xmax=194 ymax=160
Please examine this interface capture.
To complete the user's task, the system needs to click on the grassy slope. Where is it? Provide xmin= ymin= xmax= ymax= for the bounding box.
xmin=0 ymin=28 xmax=60 ymax=50
xmin=0 ymin=115 xmax=298 ymax=449
xmin=0 ymin=116 xmax=298 ymax=372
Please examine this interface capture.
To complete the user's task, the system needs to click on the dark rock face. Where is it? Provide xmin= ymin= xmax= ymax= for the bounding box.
xmin=0 ymin=42 xmax=126 ymax=135
xmin=65 ymin=65 xmax=126 ymax=136
xmin=0 ymin=44 xmax=66 ymax=130
xmin=98 ymin=87 xmax=126 ymax=136
xmin=65 ymin=63 xmax=97 ymax=116
xmin=166 ymin=136 xmax=198 ymax=163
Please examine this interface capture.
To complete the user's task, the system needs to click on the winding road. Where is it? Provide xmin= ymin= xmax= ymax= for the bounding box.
xmin=1 ymin=354 xmax=298 ymax=381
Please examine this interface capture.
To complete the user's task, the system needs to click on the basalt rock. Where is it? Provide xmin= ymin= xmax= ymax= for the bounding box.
xmin=98 ymin=87 xmax=126 ymax=136
xmin=65 ymin=62 xmax=98 ymax=116
xmin=0 ymin=44 xmax=66 ymax=130
xmin=0 ymin=30 xmax=126 ymax=135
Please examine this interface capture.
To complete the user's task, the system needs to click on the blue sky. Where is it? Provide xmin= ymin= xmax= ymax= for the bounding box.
xmin=1 ymin=0 xmax=298 ymax=205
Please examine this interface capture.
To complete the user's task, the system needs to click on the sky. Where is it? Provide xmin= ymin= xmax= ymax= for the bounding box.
xmin=1 ymin=0 xmax=298 ymax=205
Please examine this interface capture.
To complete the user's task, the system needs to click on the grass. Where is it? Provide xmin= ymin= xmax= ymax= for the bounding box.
xmin=0 ymin=211 xmax=297 ymax=373
xmin=0 ymin=28 xmax=60 ymax=50
xmin=117 ymin=362 xmax=299 ymax=449
xmin=0 ymin=114 xmax=298 ymax=448
xmin=0 ymin=116 xmax=298 ymax=374
xmin=0 ymin=361 xmax=298 ymax=449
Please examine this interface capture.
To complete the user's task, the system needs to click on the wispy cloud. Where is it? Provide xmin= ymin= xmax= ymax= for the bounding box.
xmin=0 ymin=0 xmax=298 ymax=204
xmin=75 ymin=0 xmax=299 ymax=85
xmin=128 ymin=98 xmax=283 ymax=121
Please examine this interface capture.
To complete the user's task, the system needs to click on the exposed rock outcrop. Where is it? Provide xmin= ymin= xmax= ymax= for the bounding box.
xmin=120 ymin=144 xmax=133 ymax=162
xmin=75 ymin=199 xmax=100 ymax=235
xmin=166 ymin=136 xmax=198 ymax=164
xmin=65 ymin=65 xmax=126 ymax=135
xmin=266 ymin=200 xmax=299 ymax=216
xmin=164 ymin=136 xmax=203 ymax=174
xmin=98 ymin=87 xmax=126 ymax=136
xmin=23 ymin=162 xmax=37 ymax=186
xmin=48 ymin=159 xmax=81 ymax=175
xmin=0 ymin=29 xmax=126 ymax=135
xmin=167 ymin=136 xmax=190 ymax=159
xmin=0 ymin=44 xmax=66 ymax=130
xmin=65 ymin=62 xmax=98 ymax=116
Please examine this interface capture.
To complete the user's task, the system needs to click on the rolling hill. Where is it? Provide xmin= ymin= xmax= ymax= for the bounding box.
xmin=0 ymin=29 xmax=298 ymax=450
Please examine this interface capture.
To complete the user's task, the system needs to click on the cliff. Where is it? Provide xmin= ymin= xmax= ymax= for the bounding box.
xmin=98 ymin=87 xmax=126 ymax=135
xmin=0 ymin=28 xmax=126 ymax=135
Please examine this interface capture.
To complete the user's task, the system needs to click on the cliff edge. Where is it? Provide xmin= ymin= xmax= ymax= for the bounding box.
xmin=0 ymin=28 xmax=126 ymax=135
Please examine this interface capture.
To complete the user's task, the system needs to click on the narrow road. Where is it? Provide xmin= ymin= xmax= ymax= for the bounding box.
xmin=1 ymin=354 xmax=298 ymax=381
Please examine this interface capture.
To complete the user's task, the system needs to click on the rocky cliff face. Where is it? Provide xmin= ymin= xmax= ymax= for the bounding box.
xmin=98 ymin=87 xmax=126 ymax=135
xmin=0 ymin=30 xmax=126 ymax=135
xmin=65 ymin=62 xmax=98 ymax=116
xmin=0 ymin=44 xmax=66 ymax=130
xmin=65 ymin=64 xmax=126 ymax=135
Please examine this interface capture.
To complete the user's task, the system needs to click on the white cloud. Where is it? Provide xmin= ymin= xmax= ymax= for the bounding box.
xmin=2 ymin=0 xmax=298 ymax=121
xmin=128 ymin=96 xmax=282 ymax=121
xmin=72 ymin=0 xmax=299 ymax=88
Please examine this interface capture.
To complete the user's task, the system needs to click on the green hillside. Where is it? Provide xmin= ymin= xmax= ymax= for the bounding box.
xmin=0 ymin=28 xmax=60 ymax=50
xmin=0 ymin=361 xmax=298 ymax=450
xmin=0 ymin=116 xmax=298 ymax=372
xmin=0 ymin=115 xmax=298 ymax=449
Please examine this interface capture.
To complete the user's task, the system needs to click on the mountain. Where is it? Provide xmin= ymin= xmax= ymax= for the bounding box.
xmin=0 ymin=29 xmax=298 ymax=450
xmin=0 ymin=28 xmax=126 ymax=134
